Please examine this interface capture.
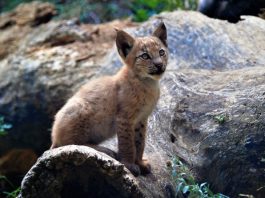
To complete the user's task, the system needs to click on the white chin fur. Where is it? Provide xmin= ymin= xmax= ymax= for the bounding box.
xmin=149 ymin=74 xmax=163 ymax=80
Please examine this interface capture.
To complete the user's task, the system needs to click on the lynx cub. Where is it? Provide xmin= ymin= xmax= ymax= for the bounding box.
xmin=51 ymin=22 xmax=168 ymax=176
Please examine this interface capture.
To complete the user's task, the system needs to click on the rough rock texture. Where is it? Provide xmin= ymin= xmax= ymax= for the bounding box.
xmin=0 ymin=1 xmax=56 ymax=29
xmin=0 ymin=1 xmax=57 ymax=60
xmin=19 ymin=146 xmax=147 ymax=198
xmin=0 ymin=5 xmax=264 ymax=197
xmin=156 ymin=67 xmax=265 ymax=197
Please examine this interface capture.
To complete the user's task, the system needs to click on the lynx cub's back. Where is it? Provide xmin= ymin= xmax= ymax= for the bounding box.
xmin=51 ymin=22 xmax=168 ymax=176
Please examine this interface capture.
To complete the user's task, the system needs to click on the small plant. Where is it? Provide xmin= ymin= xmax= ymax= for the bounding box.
xmin=168 ymin=157 xmax=229 ymax=198
xmin=0 ymin=175 xmax=21 ymax=198
xmin=131 ymin=0 xmax=198 ymax=22
xmin=0 ymin=116 xmax=12 ymax=136
xmin=3 ymin=187 xmax=21 ymax=198
xmin=214 ymin=114 xmax=227 ymax=124
xmin=1 ymin=0 xmax=198 ymax=23
xmin=0 ymin=175 xmax=14 ymax=188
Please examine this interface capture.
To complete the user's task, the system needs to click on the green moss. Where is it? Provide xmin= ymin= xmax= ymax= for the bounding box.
xmin=214 ymin=114 xmax=227 ymax=124
xmin=0 ymin=176 xmax=21 ymax=198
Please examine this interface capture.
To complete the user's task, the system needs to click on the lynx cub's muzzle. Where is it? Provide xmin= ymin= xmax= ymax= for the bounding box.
xmin=149 ymin=63 xmax=166 ymax=75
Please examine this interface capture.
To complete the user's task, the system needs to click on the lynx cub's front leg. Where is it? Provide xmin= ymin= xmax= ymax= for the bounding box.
xmin=135 ymin=120 xmax=151 ymax=174
xmin=116 ymin=117 xmax=140 ymax=176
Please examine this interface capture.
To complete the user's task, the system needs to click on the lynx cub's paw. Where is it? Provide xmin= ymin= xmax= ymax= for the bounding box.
xmin=123 ymin=162 xmax=141 ymax=177
xmin=137 ymin=159 xmax=151 ymax=175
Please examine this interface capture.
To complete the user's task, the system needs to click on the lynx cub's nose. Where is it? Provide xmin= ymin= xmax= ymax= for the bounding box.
xmin=154 ymin=61 xmax=162 ymax=68
xmin=155 ymin=64 xmax=165 ymax=75
xmin=155 ymin=62 xmax=164 ymax=70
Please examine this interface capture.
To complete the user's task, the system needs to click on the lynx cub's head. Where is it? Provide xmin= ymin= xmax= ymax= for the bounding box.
xmin=116 ymin=22 xmax=168 ymax=80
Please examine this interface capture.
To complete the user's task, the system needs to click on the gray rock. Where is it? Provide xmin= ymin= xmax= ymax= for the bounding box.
xmin=155 ymin=66 xmax=265 ymax=197
xmin=19 ymin=146 xmax=146 ymax=198
xmin=0 ymin=47 xmax=98 ymax=155
xmin=100 ymin=11 xmax=265 ymax=74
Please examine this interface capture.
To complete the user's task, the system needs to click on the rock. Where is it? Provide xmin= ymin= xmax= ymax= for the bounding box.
xmin=0 ymin=1 xmax=57 ymax=60
xmin=0 ymin=9 xmax=264 ymax=198
xmin=101 ymin=12 xmax=265 ymax=74
xmin=0 ymin=25 xmax=31 ymax=59
xmin=0 ymin=1 xmax=56 ymax=29
xmin=28 ymin=22 xmax=88 ymax=47
xmin=156 ymin=66 xmax=265 ymax=198
xmin=19 ymin=146 xmax=148 ymax=198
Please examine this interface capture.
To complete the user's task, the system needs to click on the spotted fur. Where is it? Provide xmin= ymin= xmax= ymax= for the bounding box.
xmin=50 ymin=22 xmax=168 ymax=176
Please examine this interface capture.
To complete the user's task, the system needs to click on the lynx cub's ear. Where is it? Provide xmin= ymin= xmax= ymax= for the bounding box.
xmin=116 ymin=30 xmax=135 ymax=60
xmin=152 ymin=22 xmax=167 ymax=47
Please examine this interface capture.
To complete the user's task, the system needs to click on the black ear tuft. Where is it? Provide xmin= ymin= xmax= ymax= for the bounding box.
xmin=116 ymin=30 xmax=135 ymax=60
xmin=152 ymin=22 xmax=167 ymax=47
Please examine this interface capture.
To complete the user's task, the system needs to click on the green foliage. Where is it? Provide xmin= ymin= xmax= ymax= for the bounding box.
xmin=169 ymin=157 xmax=229 ymax=198
xmin=214 ymin=114 xmax=227 ymax=124
xmin=0 ymin=175 xmax=21 ymax=198
xmin=3 ymin=187 xmax=21 ymax=198
xmin=0 ymin=116 xmax=12 ymax=136
xmin=131 ymin=0 xmax=198 ymax=22
xmin=0 ymin=0 xmax=32 ymax=13
xmin=1 ymin=0 xmax=198 ymax=23
xmin=1 ymin=0 xmax=130 ymax=23
xmin=0 ymin=176 xmax=14 ymax=188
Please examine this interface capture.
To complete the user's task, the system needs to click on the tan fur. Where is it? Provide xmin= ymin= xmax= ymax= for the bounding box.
xmin=51 ymin=22 xmax=168 ymax=176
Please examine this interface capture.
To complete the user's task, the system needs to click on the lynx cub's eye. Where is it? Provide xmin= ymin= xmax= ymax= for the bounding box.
xmin=159 ymin=49 xmax=165 ymax=56
xmin=141 ymin=53 xmax=150 ymax=60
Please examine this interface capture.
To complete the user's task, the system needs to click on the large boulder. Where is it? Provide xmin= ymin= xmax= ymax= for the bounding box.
xmin=156 ymin=66 xmax=265 ymax=197
xmin=19 ymin=146 xmax=148 ymax=198
xmin=0 ymin=6 xmax=264 ymax=197
xmin=100 ymin=11 xmax=265 ymax=197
